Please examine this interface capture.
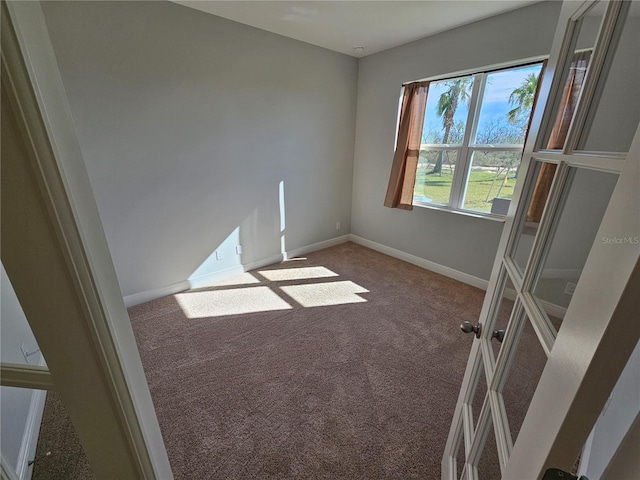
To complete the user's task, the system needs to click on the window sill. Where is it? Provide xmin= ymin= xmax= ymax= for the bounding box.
xmin=412 ymin=201 xmax=507 ymax=223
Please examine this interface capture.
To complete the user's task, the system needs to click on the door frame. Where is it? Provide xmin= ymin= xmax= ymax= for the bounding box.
xmin=1 ymin=1 xmax=172 ymax=478
xmin=442 ymin=0 xmax=640 ymax=478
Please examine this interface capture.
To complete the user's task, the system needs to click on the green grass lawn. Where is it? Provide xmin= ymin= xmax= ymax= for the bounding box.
xmin=414 ymin=169 xmax=517 ymax=213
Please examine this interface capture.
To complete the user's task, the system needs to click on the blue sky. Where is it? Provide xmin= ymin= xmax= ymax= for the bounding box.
xmin=422 ymin=63 xmax=543 ymax=143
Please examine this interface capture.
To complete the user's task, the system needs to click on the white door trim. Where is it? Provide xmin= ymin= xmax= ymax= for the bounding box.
xmin=0 ymin=364 xmax=53 ymax=391
xmin=1 ymin=2 xmax=172 ymax=478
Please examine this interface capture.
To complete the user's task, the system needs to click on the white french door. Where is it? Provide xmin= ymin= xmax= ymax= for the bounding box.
xmin=442 ymin=1 xmax=640 ymax=479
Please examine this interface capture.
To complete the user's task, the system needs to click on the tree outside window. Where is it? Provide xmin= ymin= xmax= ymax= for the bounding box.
xmin=413 ymin=62 xmax=543 ymax=215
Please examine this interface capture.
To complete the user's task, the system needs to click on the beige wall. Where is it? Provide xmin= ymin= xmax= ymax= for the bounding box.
xmin=41 ymin=0 xmax=359 ymax=300
xmin=351 ymin=1 xmax=562 ymax=281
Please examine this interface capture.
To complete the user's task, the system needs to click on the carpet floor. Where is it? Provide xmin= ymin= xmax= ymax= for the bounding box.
xmin=32 ymin=241 xmax=550 ymax=479
xmin=31 ymin=392 xmax=94 ymax=479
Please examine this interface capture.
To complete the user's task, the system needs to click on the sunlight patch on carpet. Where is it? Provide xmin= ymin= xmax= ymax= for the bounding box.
xmin=281 ymin=281 xmax=369 ymax=308
xmin=175 ymin=287 xmax=292 ymax=318
xmin=259 ymin=266 xmax=339 ymax=282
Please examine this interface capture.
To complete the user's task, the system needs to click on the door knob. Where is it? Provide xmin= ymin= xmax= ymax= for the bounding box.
xmin=460 ymin=321 xmax=481 ymax=338
xmin=492 ymin=329 xmax=505 ymax=343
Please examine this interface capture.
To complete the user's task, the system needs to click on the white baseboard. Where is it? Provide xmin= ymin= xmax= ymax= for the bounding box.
xmin=349 ymin=234 xmax=489 ymax=290
xmin=124 ymin=280 xmax=190 ymax=308
xmin=241 ymin=253 xmax=287 ymax=273
xmin=123 ymin=235 xmax=351 ymax=307
xmin=188 ymin=264 xmax=246 ymax=290
xmin=287 ymin=235 xmax=351 ymax=259
xmin=15 ymin=388 xmax=47 ymax=480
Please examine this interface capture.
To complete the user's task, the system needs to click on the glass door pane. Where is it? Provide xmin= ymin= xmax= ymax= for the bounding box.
xmin=1 ymin=386 xmax=95 ymax=478
xmin=532 ymin=167 xmax=618 ymax=330
xmin=32 ymin=391 xmax=95 ymax=478
xmin=471 ymin=361 xmax=487 ymax=432
xmin=1 ymin=263 xmax=45 ymax=368
xmin=477 ymin=418 xmax=502 ymax=479
xmin=502 ymin=315 xmax=548 ymax=445
xmin=509 ymin=160 xmax=559 ymax=275
xmin=490 ymin=272 xmax=516 ymax=364
xmin=541 ymin=2 xmax=604 ymax=151
xmin=455 ymin=433 xmax=466 ymax=479
xmin=577 ymin=7 xmax=640 ymax=152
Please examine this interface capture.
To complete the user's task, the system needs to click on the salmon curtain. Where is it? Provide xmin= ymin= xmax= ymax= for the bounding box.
xmin=527 ymin=51 xmax=591 ymax=223
xmin=384 ymin=81 xmax=429 ymax=210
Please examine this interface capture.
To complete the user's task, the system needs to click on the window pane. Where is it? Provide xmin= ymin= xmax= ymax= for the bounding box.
xmin=413 ymin=150 xmax=457 ymax=205
xmin=474 ymin=64 xmax=543 ymax=146
xmin=462 ymin=151 xmax=521 ymax=214
xmin=422 ymin=76 xmax=474 ymax=145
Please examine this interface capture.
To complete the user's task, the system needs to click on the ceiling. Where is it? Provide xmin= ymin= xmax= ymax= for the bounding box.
xmin=170 ymin=1 xmax=541 ymax=57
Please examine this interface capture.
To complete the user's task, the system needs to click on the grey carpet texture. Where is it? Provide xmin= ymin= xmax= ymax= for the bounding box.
xmin=32 ymin=242 xmax=550 ymax=479
xmin=31 ymin=392 xmax=94 ymax=479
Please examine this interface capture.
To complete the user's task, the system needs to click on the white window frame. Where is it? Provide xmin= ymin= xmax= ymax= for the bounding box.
xmin=410 ymin=60 xmax=545 ymax=220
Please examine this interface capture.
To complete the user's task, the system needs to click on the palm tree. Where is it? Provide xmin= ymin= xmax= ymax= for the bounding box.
xmin=507 ymin=72 xmax=539 ymax=126
xmin=431 ymin=78 xmax=472 ymax=175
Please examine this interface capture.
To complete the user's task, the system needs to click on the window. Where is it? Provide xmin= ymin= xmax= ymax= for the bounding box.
xmin=412 ymin=62 xmax=544 ymax=216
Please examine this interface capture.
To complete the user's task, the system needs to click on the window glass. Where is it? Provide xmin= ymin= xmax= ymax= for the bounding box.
xmin=474 ymin=65 xmax=543 ymax=146
xmin=462 ymin=150 xmax=521 ymax=214
xmin=422 ymin=76 xmax=474 ymax=145
xmin=411 ymin=61 xmax=543 ymax=215
xmin=414 ymin=149 xmax=457 ymax=205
